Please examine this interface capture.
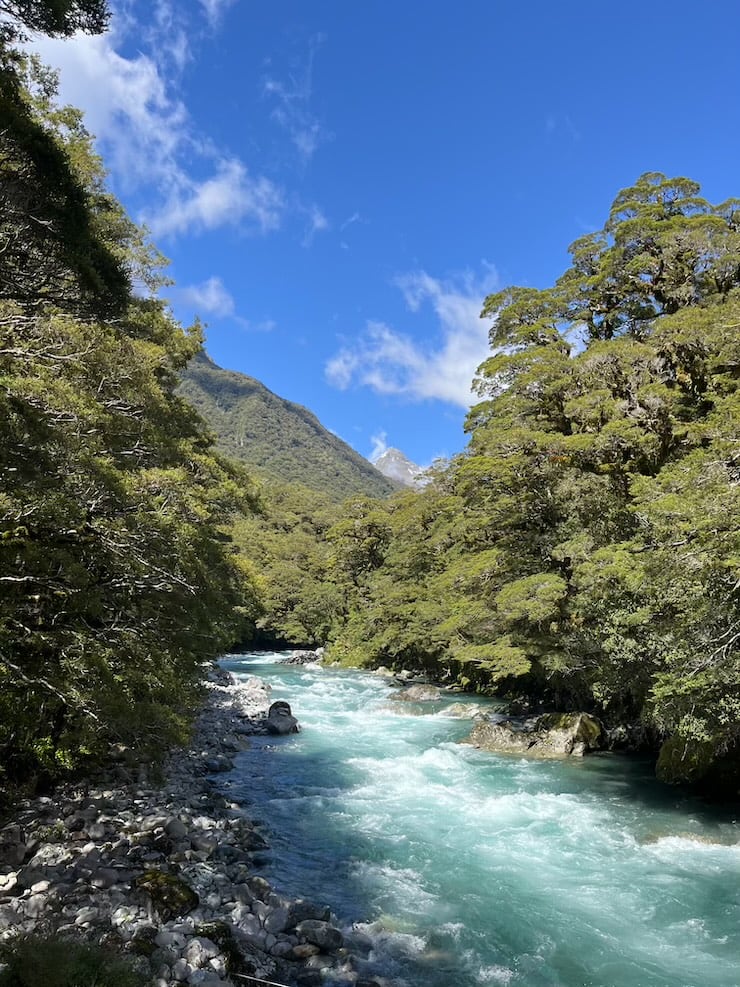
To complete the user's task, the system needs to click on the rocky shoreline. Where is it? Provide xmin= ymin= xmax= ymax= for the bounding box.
xmin=0 ymin=663 xmax=383 ymax=987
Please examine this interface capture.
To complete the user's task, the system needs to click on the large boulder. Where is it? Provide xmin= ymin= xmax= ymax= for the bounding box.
xmin=279 ymin=650 xmax=320 ymax=665
xmin=294 ymin=919 xmax=344 ymax=952
xmin=443 ymin=703 xmax=490 ymax=720
xmin=390 ymin=684 xmax=442 ymax=703
xmin=533 ymin=712 xmax=603 ymax=755
xmin=134 ymin=868 xmax=199 ymax=920
xmin=266 ymin=700 xmax=300 ymax=735
xmin=466 ymin=711 xmax=603 ymax=758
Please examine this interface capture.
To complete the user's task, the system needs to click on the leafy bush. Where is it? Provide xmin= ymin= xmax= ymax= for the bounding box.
xmin=0 ymin=936 xmax=146 ymax=987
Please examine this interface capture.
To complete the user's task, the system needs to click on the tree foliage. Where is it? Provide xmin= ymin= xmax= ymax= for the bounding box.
xmin=2 ymin=16 xmax=737 ymax=805
xmin=178 ymin=353 xmax=398 ymax=503
xmin=0 ymin=39 xmax=257 ymax=794
xmin=313 ymin=174 xmax=740 ymax=789
xmin=0 ymin=0 xmax=109 ymax=38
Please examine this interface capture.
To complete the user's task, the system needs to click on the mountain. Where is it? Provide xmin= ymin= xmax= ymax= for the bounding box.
xmin=373 ymin=448 xmax=425 ymax=488
xmin=178 ymin=353 xmax=398 ymax=502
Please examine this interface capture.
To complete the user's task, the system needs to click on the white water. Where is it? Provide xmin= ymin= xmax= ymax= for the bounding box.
xmin=220 ymin=653 xmax=740 ymax=987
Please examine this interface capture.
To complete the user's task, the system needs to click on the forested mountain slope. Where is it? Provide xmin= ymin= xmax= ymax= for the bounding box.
xmin=179 ymin=353 xmax=397 ymax=502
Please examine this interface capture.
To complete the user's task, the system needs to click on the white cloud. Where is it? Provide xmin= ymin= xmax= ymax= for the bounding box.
xmin=30 ymin=8 xmax=284 ymax=239
xmin=180 ymin=276 xmax=235 ymax=317
xmin=263 ymin=34 xmax=329 ymax=162
xmin=237 ymin=318 xmax=277 ymax=333
xmin=545 ymin=112 xmax=581 ymax=142
xmin=178 ymin=278 xmax=277 ymax=331
xmin=199 ymin=0 xmax=236 ymax=29
xmin=325 ymin=265 xmax=499 ymax=408
xmin=145 ymin=159 xmax=284 ymax=238
xmin=147 ymin=0 xmax=191 ymax=74
xmin=369 ymin=431 xmax=388 ymax=463
xmin=301 ymin=204 xmax=329 ymax=247
xmin=340 ymin=211 xmax=362 ymax=231
xmin=32 ymin=28 xmax=184 ymax=182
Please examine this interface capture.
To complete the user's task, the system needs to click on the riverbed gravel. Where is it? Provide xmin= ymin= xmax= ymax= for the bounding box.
xmin=0 ymin=663 xmax=385 ymax=987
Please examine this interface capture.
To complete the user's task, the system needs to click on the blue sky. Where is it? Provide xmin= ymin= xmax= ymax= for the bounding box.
xmin=33 ymin=0 xmax=740 ymax=467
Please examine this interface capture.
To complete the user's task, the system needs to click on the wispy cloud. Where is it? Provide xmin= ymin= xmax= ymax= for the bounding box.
xmin=199 ymin=0 xmax=236 ymax=29
xmin=238 ymin=318 xmax=277 ymax=333
xmin=145 ymin=160 xmax=284 ymax=238
xmin=340 ymin=211 xmax=362 ymax=232
xmin=180 ymin=276 xmax=235 ymax=318
xmin=301 ymin=204 xmax=329 ymax=247
xmin=147 ymin=0 xmax=191 ymax=74
xmin=369 ymin=431 xmax=388 ymax=463
xmin=178 ymin=276 xmax=276 ymax=331
xmin=545 ymin=112 xmax=581 ymax=142
xmin=325 ymin=265 xmax=499 ymax=408
xmin=31 ymin=7 xmax=284 ymax=239
xmin=263 ymin=33 xmax=330 ymax=162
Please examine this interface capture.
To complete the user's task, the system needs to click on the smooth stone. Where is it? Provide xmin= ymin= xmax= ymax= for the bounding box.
xmin=265 ymin=701 xmax=300 ymax=736
xmin=292 ymin=942 xmax=321 ymax=959
xmin=165 ymin=818 xmax=190 ymax=840
xmin=265 ymin=908 xmax=290 ymax=933
xmin=295 ymin=919 xmax=344 ymax=952
xmin=184 ymin=936 xmax=220 ymax=966
xmin=171 ymin=958 xmax=193 ymax=982
xmin=24 ymin=894 xmax=48 ymax=919
xmin=75 ymin=905 xmax=99 ymax=925
xmin=390 ymin=684 xmax=442 ymax=703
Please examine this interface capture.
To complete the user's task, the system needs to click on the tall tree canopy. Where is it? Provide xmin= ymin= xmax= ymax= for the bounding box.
xmin=0 ymin=29 xmax=258 ymax=795
xmin=0 ymin=0 xmax=108 ymax=38
xmin=318 ymin=174 xmax=740 ymax=790
xmin=0 ymin=0 xmax=129 ymax=320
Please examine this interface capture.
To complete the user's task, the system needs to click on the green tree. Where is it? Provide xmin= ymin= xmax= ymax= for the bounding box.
xmin=325 ymin=174 xmax=740 ymax=788
xmin=0 ymin=0 xmax=109 ymax=37
xmin=0 ymin=44 xmax=257 ymax=794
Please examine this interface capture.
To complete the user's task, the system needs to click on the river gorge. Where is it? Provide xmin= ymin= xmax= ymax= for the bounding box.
xmin=220 ymin=652 xmax=740 ymax=987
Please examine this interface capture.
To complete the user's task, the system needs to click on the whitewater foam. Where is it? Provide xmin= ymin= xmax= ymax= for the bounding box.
xmin=218 ymin=653 xmax=740 ymax=987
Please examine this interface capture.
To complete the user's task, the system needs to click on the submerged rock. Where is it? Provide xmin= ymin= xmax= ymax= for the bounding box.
xmin=466 ymin=711 xmax=603 ymax=758
xmin=390 ymin=685 xmax=442 ymax=703
xmin=280 ymin=650 xmax=321 ymax=666
xmin=443 ymin=703 xmax=489 ymax=720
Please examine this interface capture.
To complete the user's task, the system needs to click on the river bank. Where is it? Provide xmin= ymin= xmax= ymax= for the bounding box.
xmin=2 ymin=653 xmax=738 ymax=987
xmin=0 ymin=662 xmax=379 ymax=987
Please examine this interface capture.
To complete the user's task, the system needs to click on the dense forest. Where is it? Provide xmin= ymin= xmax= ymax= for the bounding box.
xmin=1 ymin=0 xmax=738 ymax=806
xmin=246 ymin=174 xmax=740 ymax=790
xmin=178 ymin=352 xmax=397 ymax=502
xmin=0 ymin=0 xmax=260 ymax=799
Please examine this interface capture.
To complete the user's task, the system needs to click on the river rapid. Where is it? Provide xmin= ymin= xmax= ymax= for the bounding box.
xmin=220 ymin=653 xmax=740 ymax=987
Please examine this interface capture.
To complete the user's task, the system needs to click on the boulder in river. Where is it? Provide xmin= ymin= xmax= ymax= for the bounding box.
xmin=390 ymin=684 xmax=442 ymax=703
xmin=444 ymin=703 xmax=489 ymax=720
xmin=466 ymin=711 xmax=603 ymax=758
xmin=280 ymin=650 xmax=321 ymax=665
xmin=294 ymin=919 xmax=344 ymax=952
xmin=266 ymin=700 xmax=300 ymax=735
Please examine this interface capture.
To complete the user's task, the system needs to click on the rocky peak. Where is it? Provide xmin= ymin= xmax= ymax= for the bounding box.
xmin=373 ymin=447 xmax=425 ymax=488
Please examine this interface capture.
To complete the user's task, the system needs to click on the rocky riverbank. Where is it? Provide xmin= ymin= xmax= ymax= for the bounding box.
xmin=0 ymin=664 xmax=384 ymax=987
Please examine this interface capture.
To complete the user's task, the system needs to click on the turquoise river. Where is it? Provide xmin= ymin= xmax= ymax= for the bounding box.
xmin=220 ymin=653 xmax=740 ymax=987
